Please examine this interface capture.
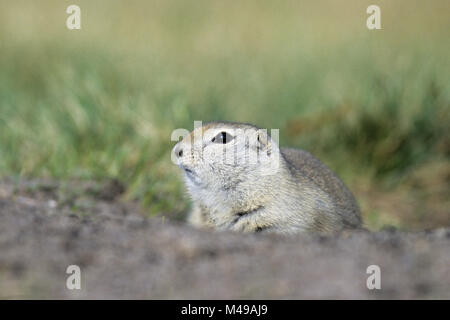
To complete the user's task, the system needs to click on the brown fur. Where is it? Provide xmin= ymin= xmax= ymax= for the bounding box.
xmin=173 ymin=122 xmax=362 ymax=235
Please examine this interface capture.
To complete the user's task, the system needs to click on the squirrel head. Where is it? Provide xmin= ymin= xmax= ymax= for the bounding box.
xmin=172 ymin=122 xmax=281 ymax=193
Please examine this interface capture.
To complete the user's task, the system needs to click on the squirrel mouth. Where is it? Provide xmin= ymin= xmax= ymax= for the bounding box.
xmin=180 ymin=165 xmax=196 ymax=177
xmin=180 ymin=166 xmax=202 ymax=186
xmin=181 ymin=166 xmax=201 ymax=186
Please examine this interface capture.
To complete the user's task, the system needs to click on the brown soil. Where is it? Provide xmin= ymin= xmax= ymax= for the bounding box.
xmin=0 ymin=179 xmax=449 ymax=299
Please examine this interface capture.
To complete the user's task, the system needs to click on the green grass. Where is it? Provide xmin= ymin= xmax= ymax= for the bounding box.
xmin=0 ymin=0 xmax=449 ymax=229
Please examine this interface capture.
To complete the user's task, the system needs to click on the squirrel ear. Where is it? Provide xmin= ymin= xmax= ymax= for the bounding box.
xmin=256 ymin=129 xmax=271 ymax=150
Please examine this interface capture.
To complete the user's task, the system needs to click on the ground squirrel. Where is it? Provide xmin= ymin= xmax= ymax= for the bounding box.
xmin=173 ymin=122 xmax=362 ymax=235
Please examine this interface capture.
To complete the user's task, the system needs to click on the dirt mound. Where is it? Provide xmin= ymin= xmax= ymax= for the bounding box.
xmin=0 ymin=179 xmax=449 ymax=299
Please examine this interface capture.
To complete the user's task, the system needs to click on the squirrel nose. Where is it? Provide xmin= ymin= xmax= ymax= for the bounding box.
xmin=174 ymin=145 xmax=183 ymax=158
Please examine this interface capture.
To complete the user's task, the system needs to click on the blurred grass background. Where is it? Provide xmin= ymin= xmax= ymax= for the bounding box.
xmin=0 ymin=0 xmax=448 ymax=230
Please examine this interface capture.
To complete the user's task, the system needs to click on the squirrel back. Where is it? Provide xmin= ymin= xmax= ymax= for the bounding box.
xmin=281 ymin=148 xmax=362 ymax=231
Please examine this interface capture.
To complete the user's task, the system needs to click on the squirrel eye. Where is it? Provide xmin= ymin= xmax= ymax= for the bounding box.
xmin=212 ymin=131 xmax=233 ymax=144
